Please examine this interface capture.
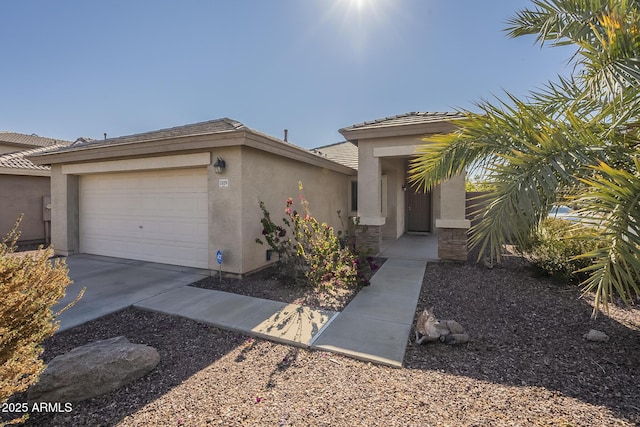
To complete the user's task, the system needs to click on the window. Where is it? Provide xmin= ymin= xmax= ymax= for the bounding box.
xmin=350 ymin=180 xmax=358 ymax=212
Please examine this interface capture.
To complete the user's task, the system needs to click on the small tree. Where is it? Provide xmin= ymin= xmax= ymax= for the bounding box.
xmin=0 ymin=216 xmax=77 ymax=409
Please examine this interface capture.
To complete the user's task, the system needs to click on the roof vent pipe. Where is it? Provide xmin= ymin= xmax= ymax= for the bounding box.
xmin=284 ymin=129 xmax=288 ymax=142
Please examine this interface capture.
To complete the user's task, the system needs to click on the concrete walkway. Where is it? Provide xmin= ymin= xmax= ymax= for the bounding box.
xmin=135 ymin=286 xmax=339 ymax=347
xmin=135 ymin=233 xmax=434 ymax=368
xmin=58 ymin=234 xmax=435 ymax=368
xmin=309 ymin=257 xmax=427 ymax=367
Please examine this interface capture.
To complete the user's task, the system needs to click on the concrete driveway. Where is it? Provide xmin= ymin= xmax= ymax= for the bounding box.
xmin=53 ymin=254 xmax=209 ymax=332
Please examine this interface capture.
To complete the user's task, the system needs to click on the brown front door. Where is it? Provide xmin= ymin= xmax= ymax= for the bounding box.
xmin=406 ymin=187 xmax=431 ymax=232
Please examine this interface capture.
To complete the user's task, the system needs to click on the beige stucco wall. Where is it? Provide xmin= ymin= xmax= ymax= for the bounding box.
xmin=380 ymin=157 xmax=405 ymax=238
xmin=208 ymin=146 xmax=243 ymax=274
xmin=0 ymin=174 xmax=50 ymax=243
xmin=50 ymin=165 xmax=79 ymax=255
xmin=357 ymin=142 xmax=383 ymax=226
xmin=240 ymin=146 xmax=352 ymax=274
xmin=434 ymin=172 xmax=470 ymax=229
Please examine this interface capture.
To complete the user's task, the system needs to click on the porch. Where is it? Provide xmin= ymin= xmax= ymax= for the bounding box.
xmin=379 ymin=233 xmax=439 ymax=261
xmin=339 ymin=112 xmax=471 ymax=262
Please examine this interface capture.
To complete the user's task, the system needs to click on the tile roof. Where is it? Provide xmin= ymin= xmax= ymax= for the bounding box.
xmin=0 ymin=144 xmax=71 ymax=172
xmin=61 ymin=117 xmax=247 ymax=151
xmin=0 ymin=131 xmax=72 ymax=148
xmin=340 ymin=112 xmax=465 ymax=132
xmin=311 ymin=141 xmax=358 ymax=170
xmin=28 ymin=117 xmax=356 ymax=173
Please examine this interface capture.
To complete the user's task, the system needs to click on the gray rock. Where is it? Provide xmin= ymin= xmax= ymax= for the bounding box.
xmin=583 ymin=329 xmax=610 ymax=342
xmin=28 ymin=336 xmax=160 ymax=403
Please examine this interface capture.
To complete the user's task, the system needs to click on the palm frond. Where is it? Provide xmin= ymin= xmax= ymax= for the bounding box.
xmin=575 ymin=158 xmax=640 ymax=315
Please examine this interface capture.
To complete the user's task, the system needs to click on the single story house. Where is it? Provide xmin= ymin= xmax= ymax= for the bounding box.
xmin=29 ymin=113 xmax=470 ymax=274
xmin=0 ymin=132 xmax=71 ymax=245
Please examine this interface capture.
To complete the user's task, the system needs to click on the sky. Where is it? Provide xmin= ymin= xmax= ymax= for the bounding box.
xmin=0 ymin=0 xmax=576 ymax=149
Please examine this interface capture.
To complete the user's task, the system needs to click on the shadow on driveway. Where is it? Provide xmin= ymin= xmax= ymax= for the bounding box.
xmin=54 ymin=254 xmax=209 ymax=332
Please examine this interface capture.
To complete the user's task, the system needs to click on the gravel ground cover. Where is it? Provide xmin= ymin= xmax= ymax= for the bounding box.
xmin=2 ymin=256 xmax=639 ymax=426
xmin=190 ymin=261 xmax=387 ymax=312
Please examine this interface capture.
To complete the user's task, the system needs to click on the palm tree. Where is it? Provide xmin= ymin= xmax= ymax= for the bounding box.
xmin=410 ymin=0 xmax=640 ymax=316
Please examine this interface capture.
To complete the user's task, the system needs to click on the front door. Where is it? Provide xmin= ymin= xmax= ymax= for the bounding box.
xmin=406 ymin=186 xmax=431 ymax=232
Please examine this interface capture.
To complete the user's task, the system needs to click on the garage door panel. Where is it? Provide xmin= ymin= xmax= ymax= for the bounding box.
xmin=80 ymin=169 xmax=209 ymax=269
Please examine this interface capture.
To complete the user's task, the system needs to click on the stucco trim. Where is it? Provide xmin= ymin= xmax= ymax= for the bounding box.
xmin=0 ymin=167 xmax=50 ymax=177
xmin=61 ymin=152 xmax=212 ymax=175
xmin=435 ymin=219 xmax=471 ymax=229
xmin=359 ymin=216 xmax=386 ymax=226
xmin=373 ymin=145 xmax=418 ymax=158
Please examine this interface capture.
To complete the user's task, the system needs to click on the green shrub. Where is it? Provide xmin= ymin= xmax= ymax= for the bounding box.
xmin=336 ymin=211 xmax=380 ymax=285
xmin=0 ymin=217 xmax=78 ymax=410
xmin=522 ymin=217 xmax=605 ymax=283
xmin=256 ymin=182 xmax=377 ymax=289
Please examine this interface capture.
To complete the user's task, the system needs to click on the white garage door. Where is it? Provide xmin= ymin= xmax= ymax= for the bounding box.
xmin=79 ymin=169 xmax=209 ymax=269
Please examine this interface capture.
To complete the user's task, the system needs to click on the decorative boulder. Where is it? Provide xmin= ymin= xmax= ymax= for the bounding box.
xmin=583 ymin=329 xmax=610 ymax=342
xmin=28 ymin=336 xmax=160 ymax=403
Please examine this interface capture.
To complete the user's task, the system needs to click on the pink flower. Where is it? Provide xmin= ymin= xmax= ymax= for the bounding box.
xmin=286 ymin=197 xmax=293 ymax=206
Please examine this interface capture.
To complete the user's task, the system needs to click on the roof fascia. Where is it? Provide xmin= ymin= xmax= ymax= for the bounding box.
xmin=339 ymin=120 xmax=463 ymax=141
xmin=0 ymin=167 xmax=50 ymax=177
xmin=28 ymin=131 xmax=245 ymax=165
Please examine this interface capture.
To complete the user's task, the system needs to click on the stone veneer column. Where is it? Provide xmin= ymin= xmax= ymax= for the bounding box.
xmin=437 ymin=228 xmax=468 ymax=261
xmin=355 ymin=224 xmax=382 ymax=255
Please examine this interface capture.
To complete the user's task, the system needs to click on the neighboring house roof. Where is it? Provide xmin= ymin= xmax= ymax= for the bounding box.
xmin=0 ymin=131 xmax=72 ymax=148
xmin=0 ymin=143 xmax=71 ymax=176
xmin=340 ymin=112 xmax=465 ymax=132
xmin=311 ymin=141 xmax=358 ymax=170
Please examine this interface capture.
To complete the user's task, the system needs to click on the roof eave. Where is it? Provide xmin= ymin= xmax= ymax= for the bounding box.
xmin=0 ymin=166 xmax=50 ymax=177
xmin=339 ymin=119 xmax=464 ymax=141
xmin=28 ymin=130 xmax=246 ymax=166
xmin=26 ymin=128 xmax=356 ymax=175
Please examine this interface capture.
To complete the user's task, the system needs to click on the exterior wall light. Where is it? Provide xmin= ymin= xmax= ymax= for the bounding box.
xmin=213 ymin=157 xmax=226 ymax=174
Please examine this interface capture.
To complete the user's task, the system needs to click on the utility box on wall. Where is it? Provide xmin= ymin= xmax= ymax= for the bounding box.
xmin=43 ymin=195 xmax=51 ymax=221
